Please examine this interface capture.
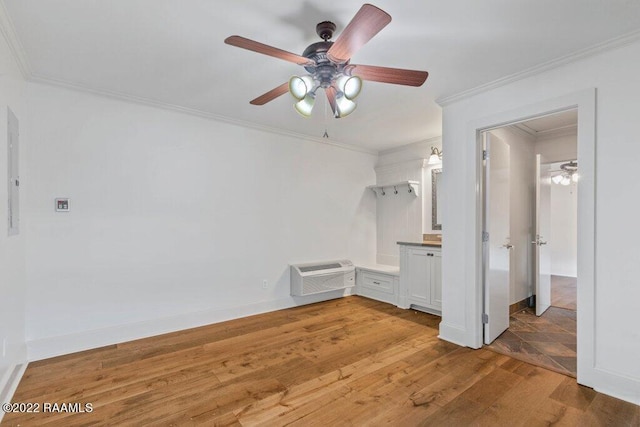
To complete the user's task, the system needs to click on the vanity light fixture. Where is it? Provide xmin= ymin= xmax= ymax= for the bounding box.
xmin=428 ymin=147 xmax=443 ymax=164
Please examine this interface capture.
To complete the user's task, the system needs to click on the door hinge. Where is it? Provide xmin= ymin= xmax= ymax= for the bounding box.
xmin=482 ymin=231 xmax=489 ymax=242
xmin=482 ymin=313 xmax=489 ymax=324
xmin=483 ymin=150 xmax=489 ymax=160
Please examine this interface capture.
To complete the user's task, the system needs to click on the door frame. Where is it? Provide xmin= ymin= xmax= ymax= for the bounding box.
xmin=470 ymin=89 xmax=596 ymax=387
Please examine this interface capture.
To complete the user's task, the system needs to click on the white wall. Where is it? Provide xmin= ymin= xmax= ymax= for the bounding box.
xmin=0 ymin=27 xmax=27 ymax=400
xmin=372 ymin=138 xmax=442 ymax=266
xmin=440 ymin=39 xmax=640 ymax=404
xmin=23 ymin=83 xmax=377 ymax=359
xmin=377 ymin=137 xmax=443 ymax=235
xmin=549 ymin=162 xmax=578 ymax=277
xmin=536 ymin=132 xmax=578 ymax=163
xmin=537 ymin=133 xmax=578 ymax=277
xmin=489 ymin=127 xmax=535 ymax=305
xmin=373 ymin=159 xmax=425 ymax=266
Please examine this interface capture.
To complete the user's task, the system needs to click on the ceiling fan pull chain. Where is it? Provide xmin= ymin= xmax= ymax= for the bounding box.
xmin=323 ymin=93 xmax=329 ymax=138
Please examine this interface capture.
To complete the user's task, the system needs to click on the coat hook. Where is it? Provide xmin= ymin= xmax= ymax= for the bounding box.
xmin=408 ymin=186 xmax=412 ymax=193
xmin=381 ymin=189 xmax=386 ymax=195
xmin=394 ymin=186 xmax=398 ymax=195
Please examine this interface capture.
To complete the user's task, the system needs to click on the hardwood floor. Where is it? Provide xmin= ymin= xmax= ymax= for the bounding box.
xmin=3 ymin=296 xmax=638 ymax=426
xmin=551 ymin=275 xmax=577 ymax=310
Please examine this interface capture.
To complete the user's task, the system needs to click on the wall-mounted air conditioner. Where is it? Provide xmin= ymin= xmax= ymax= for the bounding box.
xmin=290 ymin=260 xmax=355 ymax=296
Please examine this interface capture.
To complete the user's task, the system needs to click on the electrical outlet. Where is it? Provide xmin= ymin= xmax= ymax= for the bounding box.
xmin=262 ymin=279 xmax=268 ymax=289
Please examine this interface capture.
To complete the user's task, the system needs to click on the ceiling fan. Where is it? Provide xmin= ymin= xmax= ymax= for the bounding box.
xmin=224 ymin=4 xmax=428 ymax=118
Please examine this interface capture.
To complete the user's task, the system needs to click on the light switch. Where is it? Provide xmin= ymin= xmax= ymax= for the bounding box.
xmin=55 ymin=198 xmax=69 ymax=212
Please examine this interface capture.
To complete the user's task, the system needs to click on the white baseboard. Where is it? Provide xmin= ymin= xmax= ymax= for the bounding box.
xmin=27 ymin=291 xmax=349 ymax=361
xmin=590 ymin=367 xmax=640 ymax=406
xmin=438 ymin=321 xmax=468 ymax=347
xmin=0 ymin=363 xmax=28 ymax=424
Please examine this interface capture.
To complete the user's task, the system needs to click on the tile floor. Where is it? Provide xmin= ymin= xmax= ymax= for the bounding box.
xmin=487 ymin=276 xmax=577 ymax=377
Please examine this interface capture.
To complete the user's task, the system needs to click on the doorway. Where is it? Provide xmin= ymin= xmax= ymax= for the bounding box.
xmin=482 ymin=110 xmax=580 ymax=377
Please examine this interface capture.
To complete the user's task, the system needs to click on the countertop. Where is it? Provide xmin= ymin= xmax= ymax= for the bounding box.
xmin=397 ymin=240 xmax=442 ymax=248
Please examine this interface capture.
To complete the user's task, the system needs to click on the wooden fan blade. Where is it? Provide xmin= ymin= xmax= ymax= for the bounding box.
xmin=350 ymin=64 xmax=428 ymax=87
xmin=325 ymin=87 xmax=338 ymax=116
xmin=327 ymin=4 xmax=391 ymax=63
xmin=250 ymin=83 xmax=290 ymax=105
xmin=225 ymin=36 xmax=314 ymax=66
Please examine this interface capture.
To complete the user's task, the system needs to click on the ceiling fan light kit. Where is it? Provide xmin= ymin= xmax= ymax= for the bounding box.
xmin=551 ymin=161 xmax=579 ymax=186
xmin=224 ymin=4 xmax=428 ymax=119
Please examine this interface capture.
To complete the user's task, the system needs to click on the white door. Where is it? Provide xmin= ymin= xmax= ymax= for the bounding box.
xmin=484 ymin=133 xmax=511 ymax=344
xmin=534 ymin=155 xmax=552 ymax=316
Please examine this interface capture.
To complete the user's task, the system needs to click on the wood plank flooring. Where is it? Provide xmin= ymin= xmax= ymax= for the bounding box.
xmin=2 ymin=296 xmax=638 ymax=426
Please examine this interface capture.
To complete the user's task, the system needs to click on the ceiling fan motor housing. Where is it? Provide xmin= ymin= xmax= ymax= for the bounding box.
xmin=302 ymin=40 xmax=349 ymax=89
xmin=316 ymin=21 xmax=336 ymax=41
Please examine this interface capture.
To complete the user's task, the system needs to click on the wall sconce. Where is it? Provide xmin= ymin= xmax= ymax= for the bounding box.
xmin=428 ymin=147 xmax=443 ymax=165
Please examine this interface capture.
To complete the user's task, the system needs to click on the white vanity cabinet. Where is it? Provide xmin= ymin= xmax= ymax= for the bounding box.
xmin=355 ymin=266 xmax=400 ymax=306
xmin=398 ymin=244 xmax=442 ymax=314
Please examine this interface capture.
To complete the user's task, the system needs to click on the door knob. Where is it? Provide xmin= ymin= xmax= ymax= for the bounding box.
xmin=502 ymin=244 xmax=514 ymax=249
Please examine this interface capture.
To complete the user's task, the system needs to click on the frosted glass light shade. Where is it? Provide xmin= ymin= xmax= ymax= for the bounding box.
xmin=572 ymin=172 xmax=579 ymax=182
xmin=551 ymin=174 xmax=564 ymax=184
xmin=289 ymin=76 xmax=314 ymax=100
xmin=337 ymin=75 xmax=362 ymax=100
xmin=560 ymin=176 xmax=571 ymax=186
xmin=294 ymin=93 xmax=315 ymax=117
xmin=336 ymin=96 xmax=357 ymax=117
xmin=428 ymin=154 xmax=441 ymax=164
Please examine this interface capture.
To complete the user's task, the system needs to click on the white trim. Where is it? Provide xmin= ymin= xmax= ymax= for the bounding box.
xmin=0 ymin=363 xmax=27 ymax=423
xmin=437 ymin=29 xmax=640 ymax=107
xmin=26 ymin=291 xmax=351 ymax=361
xmin=0 ymin=3 xmax=375 ymax=156
xmin=378 ymin=136 xmax=442 ymax=156
xmin=374 ymin=159 xmax=428 ymax=177
xmin=438 ymin=321 xmax=468 ymax=347
xmin=592 ymin=367 xmax=640 ymax=405
xmin=0 ymin=0 xmax=31 ymax=78
xmin=463 ymin=89 xmax=597 ymax=387
xmin=28 ymin=76 xmax=377 ymax=155
xmin=535 ymin=124 xmax=578 ymax=141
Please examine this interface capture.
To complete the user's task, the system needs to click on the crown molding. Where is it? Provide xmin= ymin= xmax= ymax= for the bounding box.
xmin=501 ymin=124 xmax=537 ymax=140
xmin=436 ymin=29 xmax=640 ymax=107
xmin=0 ymin=0 xmax=376 ymax=156
xmin=378 ymin=135 xmax=442 ymax=156
xmin=374 ymin=158 xmax=429 ymax=175
xmin=26 ymin=73 xmax=377 ymax=155
xmin=0 ymin=0 xmax=32 ymax=78
xmin=535 ymin=124 xmax=578 ymax=141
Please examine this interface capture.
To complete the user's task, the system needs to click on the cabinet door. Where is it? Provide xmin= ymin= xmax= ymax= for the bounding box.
xmin=430 ymin=251 xmax=442 ymax=309
xmin=406 ymin=248 xmax=430 ymax=306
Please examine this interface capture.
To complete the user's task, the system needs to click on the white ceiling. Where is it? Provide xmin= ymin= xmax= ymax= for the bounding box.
xmin=3 ymin=0 xmax=640 ymax=151
xmin=514 ymin=109 xmax=578 ymax=136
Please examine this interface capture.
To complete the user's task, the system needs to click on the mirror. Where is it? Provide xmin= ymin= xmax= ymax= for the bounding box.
xmin=432 ymin=168 xmax=442 ymax=230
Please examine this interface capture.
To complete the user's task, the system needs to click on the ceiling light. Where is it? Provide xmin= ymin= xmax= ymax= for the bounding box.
xmin=294 ymin=92 xmax=316 ymax=117
xmin=551 ymin=174 xmax=564 ymax=184
xmin=337 ymin=75 xmax=362 ymax=100
xmin=336 ymin=95 xmax=357 ymax=117
xmin=552 ymin=161 xmax=578 ymax=185
xmin=289 ymin=75 xmax=315 ymax=100
xmin=428 ymin=147 xmax=442 ymax=164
